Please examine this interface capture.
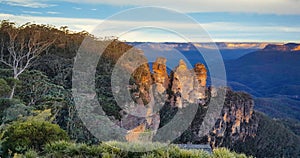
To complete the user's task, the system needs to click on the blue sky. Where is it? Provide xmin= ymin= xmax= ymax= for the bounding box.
xmin=0 ymin=0 xmax=300 ymax=42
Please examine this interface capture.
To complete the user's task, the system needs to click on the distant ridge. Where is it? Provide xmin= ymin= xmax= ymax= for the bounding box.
xmin=263 ymin=43 xmax=300 ymax=52
xmin=128 ymin=42 xmax=268 ymax=50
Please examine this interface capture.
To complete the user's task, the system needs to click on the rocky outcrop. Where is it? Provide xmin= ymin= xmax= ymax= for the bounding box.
xmin=123 ymin=57 xmax=257 ymax=147
xmin=123 ymin=58 xmax=208 ymax=141
xmin=207 ymin=88 xmax=258 ymax=148
xmin=152 ymin=57 xmax=169 ymax=94
xmin=132 ymin=63 xmax=153 ymax=105
xmin=194 ymin=63 xmax=207 ymax=87
xmin=172 ymin=87 xmax=258 ymax=149
xmin=170 ymin=60 xmax=207 ymax=108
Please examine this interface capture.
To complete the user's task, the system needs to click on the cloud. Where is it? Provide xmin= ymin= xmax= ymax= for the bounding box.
xmin=65 ymin=0 xmax=300 ymax=15
xmin=0 ymin=13 xmax=101 ymax=32
xmin=47 ymin=11 xmax=60 ymax=14
xmin=0 ymin=13 xmax=299 ymax=42
xmin=73 ymin=7 xmax=82 ymax=10
xmin=0 ymin=0 xmax=55 ymax=8
xmin=22 ymin=10 xmax=42 ymax=14
xmin=2 ymin=0 xmax=300 ymax=15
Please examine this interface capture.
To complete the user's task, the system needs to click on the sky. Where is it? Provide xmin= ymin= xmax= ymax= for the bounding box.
xmin=0 ymin=0 xmax=300 ymax=42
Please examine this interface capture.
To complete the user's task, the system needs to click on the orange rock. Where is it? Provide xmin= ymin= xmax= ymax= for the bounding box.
xmin=152 ymin=57 xmax=169 ymax=94
xmin=125 ymin=124 xmax=146 ymax=142
xmin=194 ymin=63 xmax=207 ymax=87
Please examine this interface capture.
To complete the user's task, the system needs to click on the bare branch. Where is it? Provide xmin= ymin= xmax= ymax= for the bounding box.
xmin=0 ymin=58 xmax=13 ymax=68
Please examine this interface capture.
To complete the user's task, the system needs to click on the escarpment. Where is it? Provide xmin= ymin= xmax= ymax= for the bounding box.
xmin=119 ymin=56 xmax=258 ymax=148
xmin=207 ymin=89 xmax=258 ymax=148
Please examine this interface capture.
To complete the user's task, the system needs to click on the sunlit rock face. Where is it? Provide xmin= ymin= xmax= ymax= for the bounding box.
xmin=123 ymin=58 xmax=208 ymax=141
xmin=152 ymin=57 xmax=169 ymax=94
xmin=170 ymin=60 xmax=207 ymax=108
xmin=132 ymin=63 xmax=153 ymax=105
xmin=173 ymin=87 xmax=258 ymax=149
xmin=123 ymin=57 xmax=257 ymax=147
xmin=194 ymin=63 xmax=207 ymax=87
xmin=207 ymin=89 xmax=258 ymax=148
xmin=171 ymin=60 xmax=194 ymax=108
xmin=293 ymin=45 xmax=300 ymax=51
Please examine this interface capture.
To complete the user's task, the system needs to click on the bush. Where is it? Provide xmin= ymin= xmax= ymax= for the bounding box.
xmin=0 ymin=98 xmax=22 ymax=112
xmin=213 ymin=148 xmax=249 ymax=158
xmin=1 ymin=120 xmax=69 ymax=156
xmin=44 ymin=140 xmax=103 ymax=157
xmin=0 ymin=99 xmax=26 ymax=124
xmin=24 ymin=149 xmax=39 ymax=158
xmin=1 ymin=103 xmax=33 ymax=124
xmin=15 ymin=140 xmax=252 ymax=158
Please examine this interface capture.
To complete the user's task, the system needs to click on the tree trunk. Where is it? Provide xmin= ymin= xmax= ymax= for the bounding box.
xmin=9 ymin=74 xmax=18 ymax=99
xmin=9 ymin=82 xmax=16 ymax=99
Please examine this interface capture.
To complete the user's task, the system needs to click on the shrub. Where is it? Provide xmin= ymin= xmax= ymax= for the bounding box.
xmin=1 ymin=103 xmax=33 ymax=124
xmin=0 ymin=99 xmax=28 ymax=124
xmin=167 ymin=145 xmax=210 ymax=158
xmin=24 ymin=149 xmax=39 ymax=158
xmin=28 ymin=140 xmax=252 ymax=158
xmin=44 ymin=140 xmax=103 ymax=157
xmin=1 ymin=120 xmax=69 ymax=156
xmin=213 ymin=148 xmax=249 ymax=158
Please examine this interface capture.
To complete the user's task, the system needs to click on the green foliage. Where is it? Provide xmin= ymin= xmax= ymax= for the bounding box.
xmin=232 ymin=112 xmax=300 ymax=158
xmin=277 ymin=118 xmax=300 ymax=136
xmin=0 ymin=78 xmax=10 ymax=98
xmin=26 ymin=109 xmax=53 ymax=122
xmin=1 ymin=103 xmax=33 ymax=124
xmin=166 ymin=145 xmax=211 ymax=158
xmin=38 ymin=141 xmax=250 ymax=158
xmin=17 ymin=70 xmax=67 ymax=109
xmin=44 ymin=140 xmax=102 ymax=157
xmin=24 ymin=149 xmax=39 ymax=158
xmin=213 ymin=148 xmax=249 ymax=158
xmin=0 ymin=99 xmax=26 ymax=124
xmin=1 ymin=120 xmax=69 ymax=155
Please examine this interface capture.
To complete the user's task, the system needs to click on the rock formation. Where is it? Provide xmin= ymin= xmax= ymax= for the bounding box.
xmin=194 ymin=63 xmax=207 ymax=87
xmin=207 ymin=88 xmax=258 ymax=148
xmin=123 ymin=57 xmax=258 ymax=148
xmin=170 ymin=60 xmax=207 ymax=108
xmin=152 ymin=57 xmax=169 ymax=94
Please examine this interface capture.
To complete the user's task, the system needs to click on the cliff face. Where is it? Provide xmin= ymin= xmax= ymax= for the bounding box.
xmin=207 ymin=89 xmax=258 ymax=148
xmin=123 ymin=57 xmax=258 ymax=147
xmin=152 ymin=57 xmax=169 ymax=94
xmin=170 ymin=60 xmax=206 ymax=108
